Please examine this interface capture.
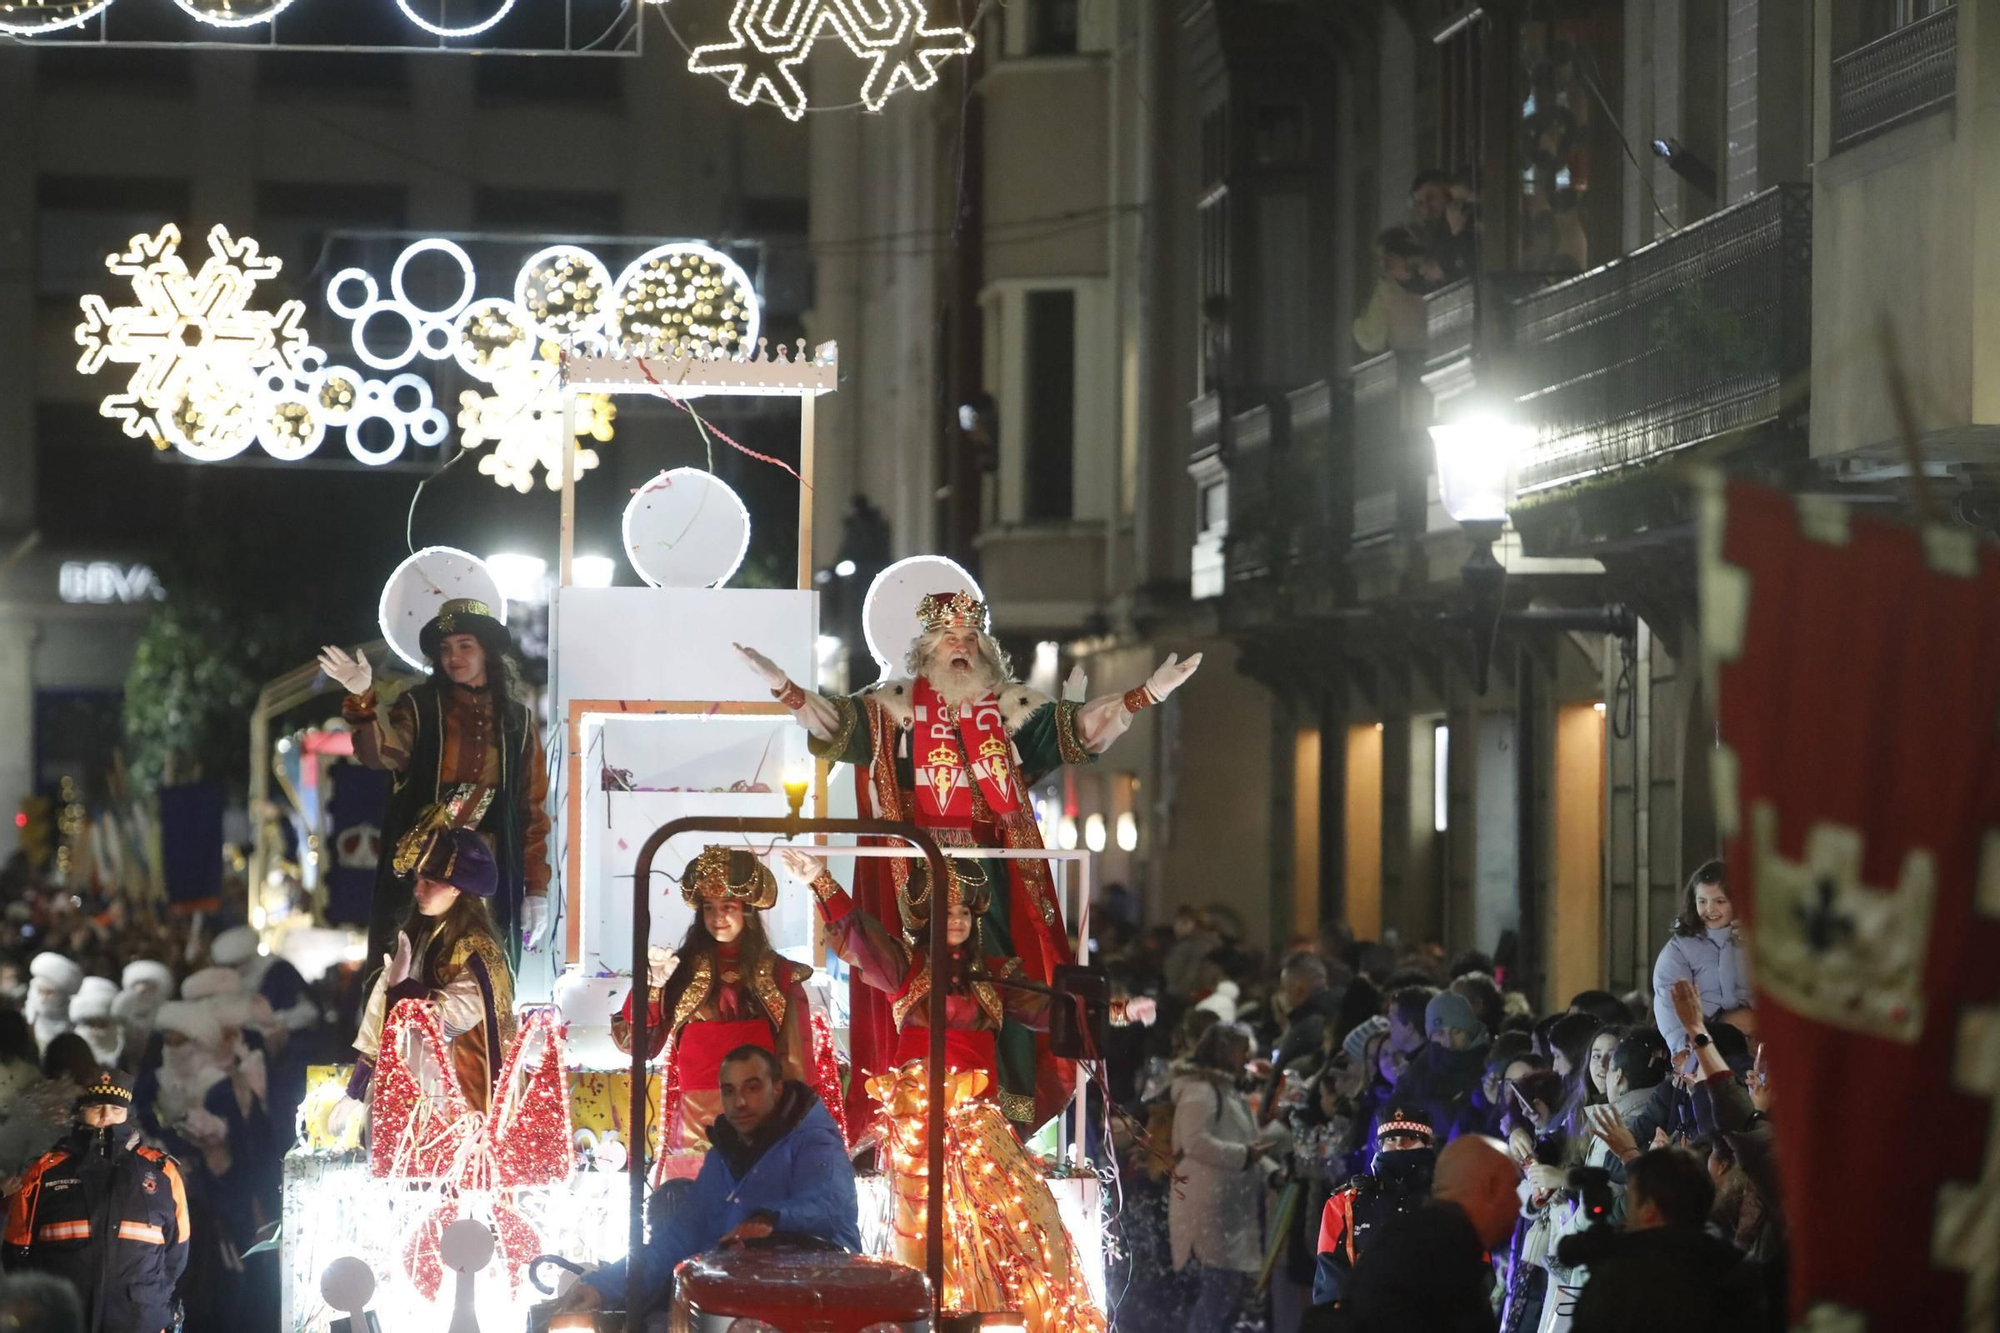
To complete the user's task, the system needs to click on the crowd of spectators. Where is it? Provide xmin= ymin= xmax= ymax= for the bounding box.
xmin=1094 ymin=858 xmax=1776 ymax=1333
xmin=0 ymin=858 xmax=359 ymax=1331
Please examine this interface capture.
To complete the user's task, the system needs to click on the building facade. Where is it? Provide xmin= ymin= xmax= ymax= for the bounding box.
xmin=808 ymin=0 xmax=1965 ymax=1007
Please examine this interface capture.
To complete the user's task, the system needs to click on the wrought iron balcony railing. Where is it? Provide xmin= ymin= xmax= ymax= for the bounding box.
xmin=1217 ymin=382 xmax=1348 ymax=591
xmin=1831 ymin=5 xmax=1957 ymax=154
xmin=1511 ymin=184 xmax=1810 ymax=496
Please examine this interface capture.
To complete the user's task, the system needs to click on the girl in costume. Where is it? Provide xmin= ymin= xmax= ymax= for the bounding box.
xmin=336 ymin=827 xmax=515 ymax=1121
xmin=780 ymin=847 xmax=1109 ymax=1333
xmin=611 ymin=847 xmax=833 ymax=1168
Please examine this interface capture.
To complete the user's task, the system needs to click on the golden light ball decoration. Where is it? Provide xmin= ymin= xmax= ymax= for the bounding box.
xmin=512 ymin=244 xmax=613 ymax=344
xmin=0 ymin=0 xmax=113 ymax=35
xmin=608 ymin=242 xmax=760 ymax=360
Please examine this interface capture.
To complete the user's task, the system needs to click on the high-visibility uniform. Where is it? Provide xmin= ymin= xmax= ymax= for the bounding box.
xmin=5 ymin=1128 xmax=191 ymax=1333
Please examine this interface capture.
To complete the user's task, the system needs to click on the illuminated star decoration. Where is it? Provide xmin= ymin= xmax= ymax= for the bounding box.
xmin=76 ymin=223 xmax=314 ymax=462
xmin=456 ymin=345 xmax=616 ymax=493
xmin=686 ymin=0 xmax=975 ymax=122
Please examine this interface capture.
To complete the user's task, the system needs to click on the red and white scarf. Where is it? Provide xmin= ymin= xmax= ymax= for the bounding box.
xmin=911 ymin=678 xmax=1021 ymax=828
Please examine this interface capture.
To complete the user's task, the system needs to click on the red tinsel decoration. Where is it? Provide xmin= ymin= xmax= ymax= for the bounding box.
xmin=370 ymin=999 xmax=472 ymax=1180
xmin=490 ymin=1009 xmax=574 ymax=1190
xmin=809 ymin=1008 xmax=850 ymax=1147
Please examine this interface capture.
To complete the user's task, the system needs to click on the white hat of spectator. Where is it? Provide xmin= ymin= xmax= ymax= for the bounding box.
xmin=1193 ymin=978 xmax=1240 ymax=1024
xmin=153 ymin=1000 xmax=223 ymax=1050
xmin=29 ymin=952 xmax=83 ymax=994
xmin=122 ymin=960 xmax=174 ymax=994
xmin=206 ymin=994 xmax=256 ymax=1032
xmin=211 ymin=926 xmax=260 ymax=969
xmin=181 ymin=966 xmax=242 ymax=1004
xmin=71 ymin=984 xmax=116 ymax=1024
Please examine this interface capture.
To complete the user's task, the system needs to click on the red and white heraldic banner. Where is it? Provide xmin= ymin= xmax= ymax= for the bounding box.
xmin=1705 ymin=476 xmax=2000 ymax=1331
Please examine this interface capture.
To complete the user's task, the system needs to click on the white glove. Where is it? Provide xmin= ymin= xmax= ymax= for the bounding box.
xmin=236 ymin=1049 xmax=269 ymax=1104
xmin=521 ymin=896 xmax=552 ymax=951
xmin=1062 ymin=665 xmax=1088 ymax=702
xmin=1117 ymin=996 xmax=1158 ymax=1027
xmin=1526 ymin=1162 xmax=1567 ymax=1194
xmin=317 ymin=645 xmax=373 ymax=696
xmin=180 ymin=1106 xmax=229 ymax=1149
xmin=779 ymin=848 xmax=827 ymax=882
xmin=733 ymin=643 xmax=788 ymax=692
xmin=384 ymin=934 xmax=413 ymax=988
xmin=327 ymin=1096 xmax=364 ymax=1142
xmin=645 ymin=947 xmax=679 ymax=988
xmin=1143 ymin=652 xmax=1203 ymax=704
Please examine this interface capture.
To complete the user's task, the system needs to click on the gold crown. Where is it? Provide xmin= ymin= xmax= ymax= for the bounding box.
xmin=433 ymin=598 xmax=496 ymax=633
xmin=681 ymin=845 xmax=778 ymax=911
xmin=916 ymin=590 xmax=988 ymax=634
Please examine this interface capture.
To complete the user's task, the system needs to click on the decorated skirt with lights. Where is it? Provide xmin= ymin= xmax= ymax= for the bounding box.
xmin=871 ymin=1062 xmax=1106 ymax=1333
xmin=810 ymin=685 xmax=1090 ymax=1128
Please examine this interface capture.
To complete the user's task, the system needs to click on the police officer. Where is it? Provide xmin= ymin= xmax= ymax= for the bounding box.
xmin=1312 ymin=1105 xmax=1437 ymax=1306
xmin=4 ymin=1069 xmax=190 ymax=1333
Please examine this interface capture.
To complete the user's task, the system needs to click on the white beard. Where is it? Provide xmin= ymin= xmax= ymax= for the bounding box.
xmin=33 ymin=1014 xmax=70 ymax=1052
xmin=921 ymin=658 xmax=1003 ymax=709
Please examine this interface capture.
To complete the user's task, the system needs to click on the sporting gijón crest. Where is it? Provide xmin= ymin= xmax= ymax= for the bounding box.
xmin=911 ymin=679 xmax=1019 ymax=828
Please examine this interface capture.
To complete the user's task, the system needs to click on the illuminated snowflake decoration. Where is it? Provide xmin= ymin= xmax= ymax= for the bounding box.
xmin=76 ymin=223 xmax=315 ymax=462
xmin=456 ymin=348 xmax=615 ymax=494
xmin=678 ymin=0 xmax=976 ymax=122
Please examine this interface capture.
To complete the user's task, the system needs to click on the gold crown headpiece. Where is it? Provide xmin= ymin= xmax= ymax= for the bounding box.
xmin=897 ymin=856 xmax=992 ymax=934
xmin=681 ymin=845 xmax=778 ymax=912
xmin=916 ymin=589 xmax=989 ymax=634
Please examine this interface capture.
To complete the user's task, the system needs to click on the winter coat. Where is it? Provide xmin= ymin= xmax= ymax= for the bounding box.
xmin=582 ymin=1082 xmax=858 ymax=1310
xmin=1388 ymin=1039 xmax=1490 ymax=1142
xmin=5 ymin=1127 xmax=191 ymax=1333
xmin=1566 ymin=1223 xmax=1763 ymax=1333
xmin=1651 ymin=927 xmax=1753 ymax=1054
xmin=1169 ymin=1068 xmax=1278 ymax=1272
xmin=1537 ymin=1084 xmax=1652 ymax=1333
xmin=1341 ymin=1200 xmax=1499 ymax=1333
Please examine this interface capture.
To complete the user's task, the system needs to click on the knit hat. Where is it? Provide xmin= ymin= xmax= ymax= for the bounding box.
xmin=210 ymin=926 xmax=260 ymax=968
xmin=76 ymin=1069 xmax=134 ymax=1110
xmin=29 ymin=953 xmax=83 ymax=994
xmin=1424 ymin=989 xmax=1487 ymax=1045
xmin=1376 ymin=1105 xmax=1436 ymax=1146
xmin=1341 ymin=1014 xmax=1390 ymax=1065
xmin=153 ymin=1000 xmax=223 ymax=1049
xmin=70 ymin=979 xmax=118 ymax=1024
xmin=181 ymin=966 xmax=242 ymax=1004
xmin=122 ymin=960 xmax=174 ymax=993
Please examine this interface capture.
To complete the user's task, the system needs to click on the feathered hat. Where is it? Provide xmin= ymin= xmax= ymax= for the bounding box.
xmin=679 ymin=846 xmax=778 ymax=911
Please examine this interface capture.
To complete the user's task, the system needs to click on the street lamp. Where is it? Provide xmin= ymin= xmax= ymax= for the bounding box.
xmin=1429 ymin=409 xmax=1635 ymax=693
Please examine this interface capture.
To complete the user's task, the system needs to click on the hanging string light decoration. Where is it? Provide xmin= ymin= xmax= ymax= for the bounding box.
xmin=674 ymin=0 xmax=976 ymax=122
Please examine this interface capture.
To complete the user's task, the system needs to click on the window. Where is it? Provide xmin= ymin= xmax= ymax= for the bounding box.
xmin=1197 ymin=106 xmax=1230 ymax=394
xmin=1023 ymin=290 xmax=1076 ymax=522
xmin=473 ymin=188 xmax=622 ymax=233
xmin=1029 ymin=0 xmax=1080 ymax=55
xmin=36 ymin=176 xmax=191 ymax=299
xmin=474 ymin=56 xmax=622 ymax=105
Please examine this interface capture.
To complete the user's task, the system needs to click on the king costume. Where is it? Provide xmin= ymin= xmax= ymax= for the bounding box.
xmin=740 ymin=587 xmax=1198 ymax=1128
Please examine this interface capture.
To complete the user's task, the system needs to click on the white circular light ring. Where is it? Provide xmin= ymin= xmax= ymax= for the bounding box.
xmin=157 ymin=379 xmax=260 ymax=464
xmin=169 ymin=0 xmax=300 ymax=27
xmin=314 ymin=366 xmax=365 ymax=426
xmin=513 ymin=244 xmax=613 ymax=342
xmin=451 ymin=298 xmax=537 ymax=384
xmin=350 ymin=301 xmax=423 ymax=372
xmin=343 ymin=403 xmax=408 ymax=467
xmin=620 ymin=467 xmax=752 ymax=589
xmin=609 ymin=240 xmax=763 ymax=360
xmin=417 ymin=321 xmax=456 ymax=360
xmin=325 ymin=269 xmax=379 ymax=320
xmin=409 ymin=406 xmax=449 ymax=449
xmin=378 ymin=546 xmax=507 ymax=672
xmin=383 ymin=371 xmax=436 ymax=418
xmin=388 ymin=237 xmax=477 ymax=321
xmin=0 ymin=0 xmax=115 ymax=36
xmin=395 ymin=0 xmax=517 ymax=38
xmin=861 ymin=554 xmax=985 ymax=682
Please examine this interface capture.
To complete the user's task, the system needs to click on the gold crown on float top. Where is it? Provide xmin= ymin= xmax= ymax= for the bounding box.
xmin=917 ymin=589 xmax=988 ymax=634
xmin=680 ymin=845 xmax=778 ymax=911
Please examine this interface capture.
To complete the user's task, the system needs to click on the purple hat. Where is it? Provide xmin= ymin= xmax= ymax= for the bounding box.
xmin=414 ymin=827 xmax=497 ymax=899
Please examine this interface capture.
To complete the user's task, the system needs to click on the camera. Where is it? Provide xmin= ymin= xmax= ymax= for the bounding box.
xmin=1553 ymin=1166 xmax=1619 ymax=1269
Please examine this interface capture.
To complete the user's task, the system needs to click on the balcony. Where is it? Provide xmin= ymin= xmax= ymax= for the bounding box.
xmin=1511 ymin=185 xmax=1811 ymax=496
xmin=1350 ymin=352 xmax=1415 ymax=544
xmin=974 ymin=521 xmax=1110 ymax=634
xmin=1831 ymin=6 xmax=1957 ymax=154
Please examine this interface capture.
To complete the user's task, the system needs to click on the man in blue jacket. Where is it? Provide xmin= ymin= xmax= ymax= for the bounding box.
xmin=559 ymin=1043 xmax=861 ymax=1317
